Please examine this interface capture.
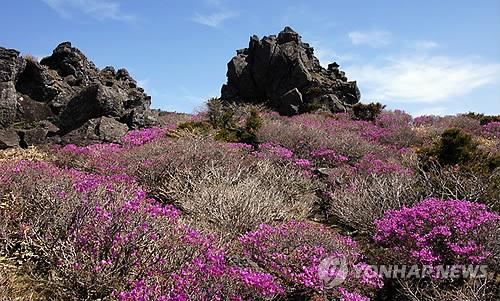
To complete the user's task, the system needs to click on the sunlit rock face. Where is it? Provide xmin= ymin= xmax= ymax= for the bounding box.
xmin=221 ymin=26 xmax=360 ymax=116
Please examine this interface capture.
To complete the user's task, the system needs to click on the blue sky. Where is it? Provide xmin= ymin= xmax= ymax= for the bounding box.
xmin=1 ymin=0 xmax=499 ymax=116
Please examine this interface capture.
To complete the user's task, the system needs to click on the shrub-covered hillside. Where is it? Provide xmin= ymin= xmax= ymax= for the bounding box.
xmin=1 ymin=103 xmax=499 ymax=301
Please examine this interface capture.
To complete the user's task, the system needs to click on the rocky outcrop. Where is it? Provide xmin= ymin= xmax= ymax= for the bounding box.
xmin=0 ymin=129 xmax=20 ymax=149
xmin=60 ymin=116 xmax=129 ymax=145
xmin=0 ymin=42 xmax=158 ymax=147
xmin=221 ymin=26 xmax=361 ymax=115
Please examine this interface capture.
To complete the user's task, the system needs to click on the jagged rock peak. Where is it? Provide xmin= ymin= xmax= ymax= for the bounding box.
xmin=277 ymin=26 xmax=301 ymax=44
xmin=0 ymin=42 xmax=158 ymax=148
xmin=221 ymin=26 xmax=361 ymax=115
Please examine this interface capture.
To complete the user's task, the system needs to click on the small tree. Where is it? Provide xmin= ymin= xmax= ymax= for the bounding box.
xmin=352 ymin=102 xmax=385 ymax=122
xmin=438 ymin=128 xmax=478 ymax=165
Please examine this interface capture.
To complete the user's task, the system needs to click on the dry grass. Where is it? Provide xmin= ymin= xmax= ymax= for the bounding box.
xmin=157 ymin=111 xmax=193 ymax=126
xmin=0 ymin=257 xmax=53 ymax=301
xmin=0 ymin=147 xmax=51 ymax=162
xmin=21 ymin=54 xmax=39 ymax=63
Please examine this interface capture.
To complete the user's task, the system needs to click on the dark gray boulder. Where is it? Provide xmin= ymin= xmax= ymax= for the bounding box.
xmin=279 ymin=88 xmax=303 ymax=116
xmin=20 ymin=121 xmax=59 ymax=146
xmin=0 ymin=48 xmax=25 ymax=128
xmin=0 ymin=42 xmax=158 ymax=147
xmin=0 ymin=128 xmax=20 ymax=149
xmin=0 ymin=82 xmax=18 ymax=127
xmin=0 ymin=47 xmax=25 ymax=82
xmin=221 ymin=26 xmax=361 ymax=115
xmin=61 ymin=116 xmax=128 ymax=145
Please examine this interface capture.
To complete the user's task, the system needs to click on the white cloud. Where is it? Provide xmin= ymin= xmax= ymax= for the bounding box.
xmin=42 ymin=0 xmax=135 ymax=22
xmin=313 ymin=45 xmax=357 ymax=68
xmin=412 ymin=40 xmax=439 ymax=51
xmin=345 ymin=55 xmax=500 ymax=103
xmin=414 ymin=106 xmax=448 ymax=116
xmin=191 ymin=11 xmax=237 ymax=27
xmin=348 ymin=30 xmax=392 ymax=48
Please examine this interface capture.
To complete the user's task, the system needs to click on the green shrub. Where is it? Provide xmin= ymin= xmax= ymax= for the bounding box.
xmin=480 ymin=115 xmax=500 ymax=125
xmin=304 ymin=86 xmax=322 ymax=98
xmin=418 ymin=128 xmax=479 ymax=166
xmin=352 ymin=102 xmax=385 ymax=121
xmin=465 ymin=112 xmax=500 ymax=125
xmin=304 ymin=99 xmax=324 ymax=113
xmin=206 ymin=97 xmax=238 ymax=130
xmin=416 ymin=128 xmax=500 ymax=211
xmin=204 ymin=98 xmax=263 ymax=144
xmin=176 ymin=121 xmax=213 ymax=136
xmin=237 ymin=108 xmax=262 ymax=144
xmin=438 ymin=128 xmax=478 ymax=165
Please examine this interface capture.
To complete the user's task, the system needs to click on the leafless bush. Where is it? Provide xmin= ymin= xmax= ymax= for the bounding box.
xmin=158 ymin=111 xmax=192 ymax=126
xmin=167 ymin=160 xmax=315 ymax=240
xmin=438 ymin=115 xmax=482 ymax=134
xmin=417 ymin=161 xmax=500 ymax=210
xmin=326 ymin=170 xmax=420 ymax=233
xmin=398 ymin=277 xmax=499 ymax=301
xmin=0 ymin=259 xmax=53 ymax=301
xmin=130 ymin=137 xmax=317 ymax=240
xmin=379 ymin=126 xmax=423 ymax=148
xmin=257 ymin=115 xmax=384 ymax=160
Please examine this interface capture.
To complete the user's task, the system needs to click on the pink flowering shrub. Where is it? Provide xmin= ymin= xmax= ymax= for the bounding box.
xmin=482 ymin=121 xmax=500 ymax=139
xmin=294 ymin=158 xmax=312 ymax=168
xmin=355 ymin=153 xmax=412 ymax=175
xmin=3 ymin=107 xmax=498 ymax=300
xmin=337 ymin=288 xmax=371 ymax=301
xmin=374 ymin=198 xmax=500 ymax=266
xmin=122 ymin=127 xmax=169 ymax=146
xmin=116 ymin=246 xmax=284 ymax=301
xmin=376 ymin=110 xmax=412 ymax=129
xmin=0 ymin=161 xmax=178 ymax=297
xmin=374 ymin=198 xmax=500 ymax=301
xmin=236 ymin=221 xmax=382 ymax=299
xmin=54 ymin=142 xmax=128 ymax=174
xmin=367 ymin=110 xmax=421 ymax=148
xmin=0 ymin=160 xmax=282 ymax=300
xmin=256 ymin=142 xmax=294 ymax=160
xmin=257 ymin=113 xmax=388 ymax=162
xmin=413 ymin=115 xmax=440 ymax=127
xmin=53 ymin=126 xmax=173 ymax=175
xmin=226 ymin=142 xmax=254 ymax=151
xmin=311 ymin=148 xmax=349 ymax=165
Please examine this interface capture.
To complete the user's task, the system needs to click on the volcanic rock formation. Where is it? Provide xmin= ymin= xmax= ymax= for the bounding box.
xmin=0 ymin=42 xmax=158 ymax=148
xmin=221 ymin=26 xmax=361 ymax=115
